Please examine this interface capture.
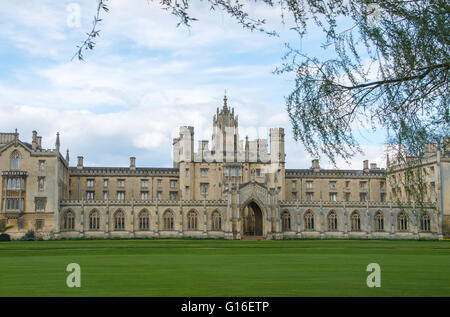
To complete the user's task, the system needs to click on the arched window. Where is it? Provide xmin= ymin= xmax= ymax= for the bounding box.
xmin=187 ymin=210 xmax=198 ymax=230
xmin=420 ymin=213 xmax=431 ymax=232
xmin=351 ymin=211 xmax=361 ymax=232
xmin=114 ymin=210 xmax=125 ymax=230
xmin=163 ymin=210 xmax=174 ymax=230
xmin=139 ymin=210 xmax=149 ymax=230
xmin=327 ymin=211 xmax=338 ymax=231
xmin=63 ymin=210 xmax=75 ymax=230
xmin=11 ymin=151 xmax=20 ymax=170
xmin=304 ymin=211 xmax=314 ymax=231
xmin=374 ymin=211 xmax=384 ymax=232
xmin=398 ymin=212 xmax=408 ymax=231
xmin=211 ymin=211 xmax=222 ymax=231
xmin=281 ymin=211 xmax=291 ymax=232
xmin=89 ymin=210 xmax=100 ymax=230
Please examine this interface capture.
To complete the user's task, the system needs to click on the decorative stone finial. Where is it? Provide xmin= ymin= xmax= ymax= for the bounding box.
xmin=56 ymin=132 xmax=60 ymax=150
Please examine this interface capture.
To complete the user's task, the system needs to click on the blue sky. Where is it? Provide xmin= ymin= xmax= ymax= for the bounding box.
xmin=0 ymin=0 xmax=387 ymax=169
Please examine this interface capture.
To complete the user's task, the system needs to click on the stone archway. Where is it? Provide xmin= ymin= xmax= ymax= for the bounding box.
xmin=241 ymin=201 xmax=263 ymax=237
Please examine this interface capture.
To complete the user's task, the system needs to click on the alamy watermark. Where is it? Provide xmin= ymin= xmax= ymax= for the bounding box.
xmin=66 ymin=263 xmax=81 ymax=288
xmin=366 ymin=263 xmax=381 ymax=288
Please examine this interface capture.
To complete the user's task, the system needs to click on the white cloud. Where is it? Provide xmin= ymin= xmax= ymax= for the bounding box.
xmin=0 ymin=1 xmax=387 ymax=170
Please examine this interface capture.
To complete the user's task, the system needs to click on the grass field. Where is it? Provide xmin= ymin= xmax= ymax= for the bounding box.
xmin=0 ymin=239 xmax=449 ymax=297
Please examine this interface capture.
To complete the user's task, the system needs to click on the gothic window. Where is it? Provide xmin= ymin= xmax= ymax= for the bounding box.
xmin=351 ymin=211 xmax=361 ymax=231
xmin=63 ymin=210 xmax=75 ymax=230
xmin=114 ymin=210 xmax=125 ymax=230
xmin=139 ymin=210 xmax=149 ymax=230
xmin=89 ymin=210 xmax=100 ymax=230
xmin=36 ymin=219 xmax=44 ymax=231
xmin=86 ymin=191 xmax=95 ymax=200
xmin=117 ymin=191 xmax=125 ymax=201
xmin=281 ymin=211 xmax=291 ymax=232
xmin=35 ymin=198 xmax=46 ymax=211
xmin=200 ymin=183 xmax=209 ymax=194
xmin=420 ymin=213 xmax=431 ymax=232
xmin=187 ymin=210 xmax=198 ymax=230
xmin=374 ymin=211 xmax=384 ymax=232
xmin=398 ymin=212 xmax=408 ymax=231
xmin=329 ymin=192 xmax=337 ymax=202
xmin=360 ymin=193 xmax=368 ymax=202
xmin=304 ymin=211 xmax=314 ymax=230
xmin=163 ymin=210 xmax=174 ymax=230
xmin=212 ymin=211 xmax=222 ymax=231
xmin=327 ymin=211 xmax=338 ymax=231
xmin=11 ymin=151 xmax=20 ymax=170
xmin=38 ymin=177 xmax=45 ymax=191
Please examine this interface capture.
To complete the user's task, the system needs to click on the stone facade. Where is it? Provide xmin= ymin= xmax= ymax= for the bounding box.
xmin=1 ymin=97 xmax=449 ymax=240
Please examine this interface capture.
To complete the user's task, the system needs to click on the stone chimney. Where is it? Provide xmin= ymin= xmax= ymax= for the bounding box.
xmin=77 ymin=156 xmax=84 ymax=169
xmin=370 ymin=163 xmax=377 ymax=169
xmin=311 ymin=159 xmax=320 ymax=172
xmin=363 ymin=160 xmax=369 ymax=172
xmin=130 ymin=157 xmax=136 ymax=170
xmin=32 ymin=131 xmax=38 ymax=150
xmin=36 ymin=136 xmax=42 ymax=149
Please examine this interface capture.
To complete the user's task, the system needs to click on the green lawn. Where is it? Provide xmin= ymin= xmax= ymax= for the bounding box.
xmin=0 ymin=239 xmax=449 ymax=297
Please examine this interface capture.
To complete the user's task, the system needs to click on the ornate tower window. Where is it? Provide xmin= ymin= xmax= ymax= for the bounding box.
xmin=163 ymin=210 xmax=174 ymax=230
xmin=398 ymin=212 xmax=408 ymax=231
xmin=351 ymin=211 xmax=361 ymax=231
xmin=304 ymin=211 xmax=314 ymax=230
xmin=281 ymin=211 xmax=291 ymax=232
xmin=10 ymin=151 xmax=20 ymax=170
xmin=212 ymin=211 xmax=222 ymax=231
xmin=327 ymin=211 xmax=338 ymax=231
xmin=89 ymin=210 xmax=100 ymax=230
xmin=63 ymin=210 xmax=75 ymax=230
xmin=420 ymin=213 xmax=431 ymax=232
xmin=114 ymin=210 xmax=125 ymax=230
xmin=374 ymin=211 xmax=384 ymax=232
xmin=139 ymin=210 xmax=149 ymax=230
xmin=187 ymin=210 xmax=198 ymax=230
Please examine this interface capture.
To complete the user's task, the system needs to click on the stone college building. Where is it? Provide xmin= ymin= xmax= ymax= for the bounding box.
xmin=1 ymin=96 xmax=449 ymax=240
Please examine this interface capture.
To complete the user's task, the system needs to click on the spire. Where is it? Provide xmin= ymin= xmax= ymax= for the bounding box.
xmin=56 ymin=132 xmax=60 ymax=150
xmin=223 ymin=89 xmax=228 ymax=111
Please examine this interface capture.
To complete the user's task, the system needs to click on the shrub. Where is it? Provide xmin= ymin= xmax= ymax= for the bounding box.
xmin=0 ymin=233 xmax=10 ymax=241
xmin=21 ymin=230 xmax=36 ymax=241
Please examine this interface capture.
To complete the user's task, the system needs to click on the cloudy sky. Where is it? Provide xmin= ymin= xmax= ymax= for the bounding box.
xmin=0 ymin=0 xmax=387 ymax=170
